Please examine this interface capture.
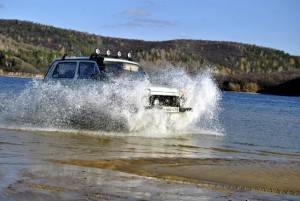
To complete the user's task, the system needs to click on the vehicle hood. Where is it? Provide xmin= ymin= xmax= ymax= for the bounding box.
xmin=146 ymin=86 xmax=180 ymax=96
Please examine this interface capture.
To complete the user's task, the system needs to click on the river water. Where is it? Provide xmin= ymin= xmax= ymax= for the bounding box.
xmin=0 ymin=75 xmax=300 ymax=201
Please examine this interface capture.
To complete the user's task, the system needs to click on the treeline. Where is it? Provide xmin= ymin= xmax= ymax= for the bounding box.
xmin=0 ymin=19 xmax=300 ymax=93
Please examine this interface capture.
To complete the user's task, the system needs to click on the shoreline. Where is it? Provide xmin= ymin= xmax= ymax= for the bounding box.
xmin=1 ymin=73 xmax=299 ymax=97
xmin=53 ymin=157 xmax=300 ymax=195
xmin=0 ymin=73 xmax=43 ymax=79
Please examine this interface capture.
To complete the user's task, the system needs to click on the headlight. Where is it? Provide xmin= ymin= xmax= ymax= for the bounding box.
xmin=106 ymin=49 xmax=111 ymax=56
xmin=117 ymin=51 xmax=122 ymax=58
xmin=95 ymin=48 xmax=101 ymax=55
xmin=127 ymin=52 xmax=132 ymax=59
xmin=154 ymin=99 xmax=160 ymax=106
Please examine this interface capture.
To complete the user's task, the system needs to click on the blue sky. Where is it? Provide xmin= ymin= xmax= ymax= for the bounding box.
xmin=0 ymin=0 xmax=299 ymax=55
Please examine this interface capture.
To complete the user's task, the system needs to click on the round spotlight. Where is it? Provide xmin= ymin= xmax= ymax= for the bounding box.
xmin=127 ymin=52 xmax=132 ymax=59
xmin=95 ymin=48 xmax=100 ymax=55
xmin=117 ymin=51 xmax=122 ymax=58
xmin=106 ymin=49 xmax=111 ymax=56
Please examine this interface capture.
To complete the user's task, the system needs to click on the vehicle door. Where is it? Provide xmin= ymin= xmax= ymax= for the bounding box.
xmin=45 ymin=61 xmax=78 ymax=85
xmin=77 ymin=61 xmax=100 ymax=80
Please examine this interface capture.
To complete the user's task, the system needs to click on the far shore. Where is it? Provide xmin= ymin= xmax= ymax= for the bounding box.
xmin=1 ymin=72 xmax=299 ymax=97
xmin=0 ymin=71 xmax=43 ymax=79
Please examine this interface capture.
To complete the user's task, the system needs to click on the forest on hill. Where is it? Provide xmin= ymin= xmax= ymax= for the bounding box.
xmin=0 ymin=19 xmax=300 ymax=94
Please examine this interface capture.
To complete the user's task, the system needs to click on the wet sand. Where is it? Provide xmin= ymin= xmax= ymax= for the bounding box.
xmin=1 ymin=128 xmax=300 ymax=200
xmin=54 ymin=158 xmax=300 ymax=195
xmin=3 ymin=161 xmax=300 ymax=201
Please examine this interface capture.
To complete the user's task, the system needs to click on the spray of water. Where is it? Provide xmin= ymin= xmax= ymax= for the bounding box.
xmin=0 ymin=68 xmax=222 ymax=137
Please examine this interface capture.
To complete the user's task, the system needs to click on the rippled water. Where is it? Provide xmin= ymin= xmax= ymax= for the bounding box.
xmin=0 ymin=75 xmax=300 ymax=200
xmin=221 ymin=91 xmax=300 ymax=156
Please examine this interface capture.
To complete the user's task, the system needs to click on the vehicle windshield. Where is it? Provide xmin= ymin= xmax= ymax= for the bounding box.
xmin=104 ymin=61 xmax=146 ymax=80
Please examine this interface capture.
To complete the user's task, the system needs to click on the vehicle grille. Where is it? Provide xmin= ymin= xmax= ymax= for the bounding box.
xmin=149 ymin=95 xmax=180 ymax=107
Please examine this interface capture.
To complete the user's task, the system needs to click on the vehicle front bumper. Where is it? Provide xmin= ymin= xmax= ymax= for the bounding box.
xmin=145 ymin=106 xmax=192 ymax=113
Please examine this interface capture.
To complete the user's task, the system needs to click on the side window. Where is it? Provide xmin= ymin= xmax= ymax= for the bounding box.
xmin=105 ymin=62 xmax=124 ymax=77
xmin=52 ymin=62 xmax=77 ymax=79
xmin=78 ymin=62 xmax=98 ymax=79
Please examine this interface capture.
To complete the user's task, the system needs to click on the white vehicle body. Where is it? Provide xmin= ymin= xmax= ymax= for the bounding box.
xmin=147 ymin=87 xmax=179 ymax=96
xmin=44 ymin=53 xmax=192 ymax=113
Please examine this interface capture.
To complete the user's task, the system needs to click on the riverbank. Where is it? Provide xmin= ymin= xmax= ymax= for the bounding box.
xmin=3 ymin=157 xmax=300 ymax=201
xmin=54 ymin=157 xmax=300 ymax=195
xmin=1 ymin=71 xmax=299 ymax=97
xmin=0 ymin=70 xmax=43 ymax=79
xmin=215 ymin=74 xmax=300 ymax=96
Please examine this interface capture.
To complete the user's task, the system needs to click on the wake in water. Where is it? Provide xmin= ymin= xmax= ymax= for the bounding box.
xmin=0 ymin=68 xmax=222 ymax=136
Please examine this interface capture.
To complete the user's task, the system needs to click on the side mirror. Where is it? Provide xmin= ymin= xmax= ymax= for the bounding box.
xmin=90 ymin=71 xmax=108 ymax=81
xmin=90 ymin=72 xmax=100 ymax=80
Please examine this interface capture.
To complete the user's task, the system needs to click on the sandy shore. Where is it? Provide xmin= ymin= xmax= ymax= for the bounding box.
xmin=54 ymin=158 xmax=300 ymax=195
xmin=1 ymin=128 xmax=300 ymax=200
xmin=3 ymin=159 xmax=300 ymax=201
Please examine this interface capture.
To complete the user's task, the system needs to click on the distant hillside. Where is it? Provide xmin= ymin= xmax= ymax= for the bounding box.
xmin=0 ymin=19 xmax=300 ymax=95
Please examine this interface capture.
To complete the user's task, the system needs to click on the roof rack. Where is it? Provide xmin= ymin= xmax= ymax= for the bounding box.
xmin=61 ymin=53 xmax=67 ymax=60
xmin=90 ymin=48 xmax=133 ymax=61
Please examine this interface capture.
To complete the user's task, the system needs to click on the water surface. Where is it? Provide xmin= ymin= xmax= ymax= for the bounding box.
xmin=0 ymin=76 xmax=300 ymax=201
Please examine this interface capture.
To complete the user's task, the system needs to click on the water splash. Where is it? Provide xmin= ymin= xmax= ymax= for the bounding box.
xmin=0 ymin=69 xmax=222 ymax=137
